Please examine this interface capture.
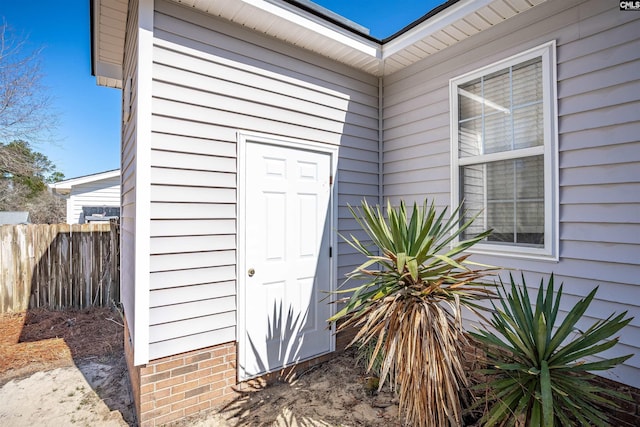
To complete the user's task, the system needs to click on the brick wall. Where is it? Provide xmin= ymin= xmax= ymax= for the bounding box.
xmin=123 ymin=320 xmax=238 ymax=426
xmin=335 ymin=323 xmax=358 ymax=351
xmin=123 ymin=321 xmax=141 ymax=423
xmin=592 ymin=376 xmax=640 ymax=427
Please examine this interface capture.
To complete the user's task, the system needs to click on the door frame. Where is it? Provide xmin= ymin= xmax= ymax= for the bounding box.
xmin=236 ymin=131 xmax=338 ymax=380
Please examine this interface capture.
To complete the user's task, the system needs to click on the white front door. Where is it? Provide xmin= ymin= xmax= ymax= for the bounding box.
xmin=241 ymin=139 xmax=334 ymax=379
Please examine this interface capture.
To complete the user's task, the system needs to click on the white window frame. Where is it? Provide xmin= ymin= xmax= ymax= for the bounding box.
xmin=449 ymin=41 xmax=558 ymax=261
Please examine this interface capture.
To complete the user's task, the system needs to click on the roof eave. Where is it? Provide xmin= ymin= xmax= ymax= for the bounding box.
xmin=382 ymin=0 xmax=489 ymax=58
xmin=49 ymin=169 xmax=121 ymax=190
xmin=91 ymin=0 xmax=547 ymax=80
xmin=91 ymin=0 xmax=127 ymax=88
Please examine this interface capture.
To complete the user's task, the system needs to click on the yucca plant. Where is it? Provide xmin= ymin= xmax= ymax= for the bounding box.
xmin=470 ymin=274 xmax=633 ymax=426
xmin=355 ymin=336 xmax=387 ymax=380
xmin=329 ymin=199 xmax=496 ymax=427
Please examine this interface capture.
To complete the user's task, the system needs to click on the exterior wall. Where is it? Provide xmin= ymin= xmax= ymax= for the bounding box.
xmin=67 ymin=176 xmax=121 ymax=223
xmin=121 ymin=0 xmax=139 ymax=361
xmin=382 ymin=0 xmax=640 ymax=387
xmin=146 ymin=0 xmax=379 ymax=360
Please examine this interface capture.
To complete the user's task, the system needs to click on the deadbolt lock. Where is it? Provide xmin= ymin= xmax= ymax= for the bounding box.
xmin=248 ymin=268 xmax=255 ymax=277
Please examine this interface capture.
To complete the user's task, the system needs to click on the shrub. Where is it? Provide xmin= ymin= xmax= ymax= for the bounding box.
xmin=329 ymin=199 xmax=495 ymax=427
xmin=470 ymin=274 xmax=633 ymax=426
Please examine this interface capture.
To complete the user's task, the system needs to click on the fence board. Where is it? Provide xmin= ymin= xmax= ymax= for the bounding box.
xmin=0 ymin=222 xmax=120 ymax=313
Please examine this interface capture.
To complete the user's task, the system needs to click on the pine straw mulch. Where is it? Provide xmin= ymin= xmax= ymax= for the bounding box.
xmin=0 ymin=306 xmax=124 ymax=384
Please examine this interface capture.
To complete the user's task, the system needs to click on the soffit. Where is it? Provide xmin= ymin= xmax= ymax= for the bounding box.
xmin=92 ymin=0 xmax=128 ymax=88
xmin=49 ymin=169 xmax=121 ymax=191
xmin=381 ymin=0 xmax=548 ymax=75
xmin=91 ymin=0 xmax=548 ymax=86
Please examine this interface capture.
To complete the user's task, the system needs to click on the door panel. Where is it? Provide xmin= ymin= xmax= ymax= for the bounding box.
xmin=243 ymin=141 xmax=332 ymax=378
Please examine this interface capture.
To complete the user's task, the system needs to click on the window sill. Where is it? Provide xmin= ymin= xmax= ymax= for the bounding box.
xmin=466 ymin=244 xmax=559 ymax=263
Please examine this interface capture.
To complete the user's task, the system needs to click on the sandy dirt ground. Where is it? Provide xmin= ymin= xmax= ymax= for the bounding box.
xmin=175 ymin=350 xmax=404 ymax=427
xmin=0 ymin=358 xmax=130 ymax=426
xmin=0 ymin=308 xmax=407 ymax=427
xmin=0 ymin=308 xmax=136 ymax=426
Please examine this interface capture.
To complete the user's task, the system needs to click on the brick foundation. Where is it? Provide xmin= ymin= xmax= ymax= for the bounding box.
xmin=123 ymin=323 xmax=141 ymax=423
xmin=124 ymin=321 xmax=238 ymax=426
xmin=335 ymin=323 xmax=358 ymax=351
xmin=123 ymin=322 xmax=357 ymax=425
xmin=591 ymin=375 xmax=640 ymax=427
xmin=138 ymin=343 xmax=237 ymax=426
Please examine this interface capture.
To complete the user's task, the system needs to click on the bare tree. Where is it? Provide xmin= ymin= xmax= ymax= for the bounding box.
xmin=26 ymin=191 xmax=66 ymax=224
xmin=0 ymin=178 xmax=29 ymax=208
xmin=0 ymin=21 xmax=57 ymax=146
xmin=0 ymin=21 xmax=64 ymax=223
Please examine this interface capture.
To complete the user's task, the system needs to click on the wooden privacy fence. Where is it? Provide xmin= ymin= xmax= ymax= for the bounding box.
xmin=0 ymin=220 xmax=120 ymax=313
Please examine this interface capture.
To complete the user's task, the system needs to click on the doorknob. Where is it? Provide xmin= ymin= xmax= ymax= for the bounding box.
xmin=248 ymin=268 xmax=255 ymax=277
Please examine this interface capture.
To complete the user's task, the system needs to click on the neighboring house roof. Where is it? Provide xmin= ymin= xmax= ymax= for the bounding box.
xmin=91 ymin=0 xmax=547 ymax=86
xmin=0 ymin=211 xmax=30 ymax=225
xmin=48 ymin=169 xmax=120 ymax=196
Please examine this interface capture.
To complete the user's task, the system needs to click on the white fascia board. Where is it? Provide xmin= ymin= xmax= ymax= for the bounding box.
xmin=236 ymin=0 xmax=380 ymax=58
xmin=97 ymin=76 xmax=123 ymax=89
xmin=382 ymin=0 xmax=495 ymax=59
xmin=91 ymin=0 xmax=102 ymax=79
xmin=49 ymin=169 xmax=121 ymax=190
xmin=292 ymin=0 xmax=370 ymax=35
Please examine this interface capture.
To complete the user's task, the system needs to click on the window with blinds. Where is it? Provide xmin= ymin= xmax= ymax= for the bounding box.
xmin=450 ymin=42 xmax=558 ymax=259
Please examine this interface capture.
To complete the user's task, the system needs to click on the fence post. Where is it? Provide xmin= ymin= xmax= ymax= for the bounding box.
xmin=0 ymin=226 xmax=12 ymax=312
xmin=109 ymin=219 xmax=120 ymax=306
xmin=15 ymin=225 xmax=30 ymax=312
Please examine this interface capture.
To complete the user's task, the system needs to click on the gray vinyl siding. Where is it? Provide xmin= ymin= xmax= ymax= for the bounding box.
xmin=120 ymin=0 xmax=139 ymax=350
xmin=147 ymin=0 xmax=379 ymax=359
xmin=383 ymin=0 xmax=640 ymax=387
xmin=67 ymin=176 xmax=120 ymax=224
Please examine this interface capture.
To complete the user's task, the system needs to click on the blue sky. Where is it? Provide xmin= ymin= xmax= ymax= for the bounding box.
xmin=314 ymin=0 xmax=445 ymax=39
xmin=2 ymin=1 xmax=121 ymax=179
xmin=1 ymin=0 xmax=443 ymax=179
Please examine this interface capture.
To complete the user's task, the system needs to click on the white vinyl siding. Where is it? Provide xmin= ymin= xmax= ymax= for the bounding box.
xmin=66 ymin=176 xmax=120 ymax=224
xmin=450 ymin=42 xmax=558 ymax=259
xmin=383 ymin=0 xmax=640 ymax=388
xmin=146 ymin=0 xmax=379 ymax=360
xmin=120 ymin=0 xmax=139 ymax=354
